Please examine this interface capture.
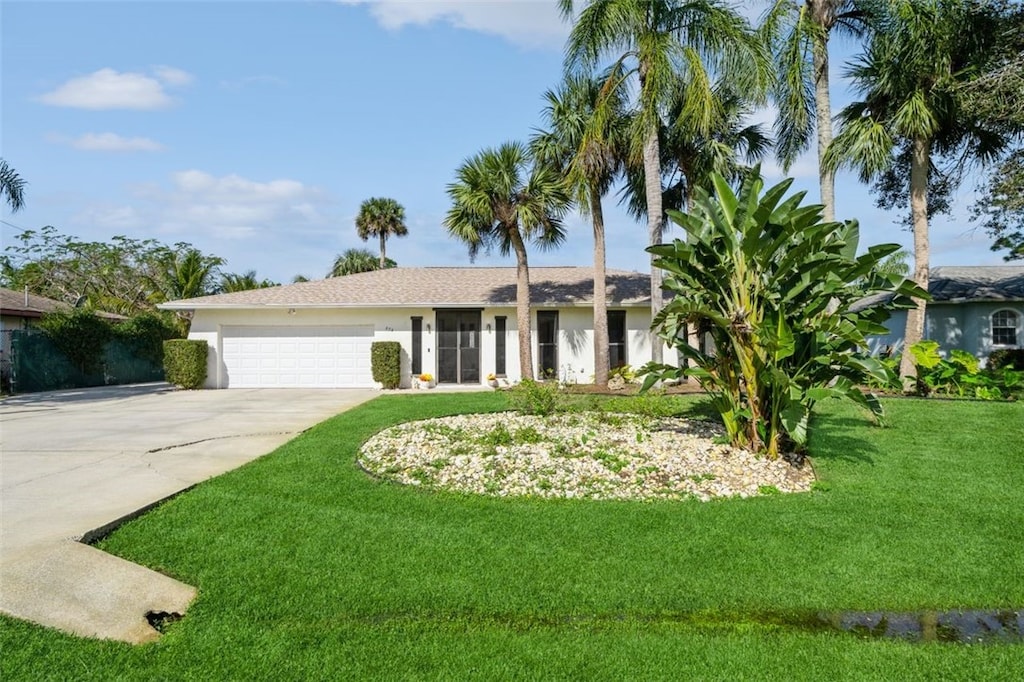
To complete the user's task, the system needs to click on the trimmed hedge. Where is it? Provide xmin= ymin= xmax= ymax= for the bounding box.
xmin=371 ymin=341 xmax=401 ymax=389
xmin=163 ymin=339 xmax=208 ymax=389
xmin=988 ymin=348 xmax=1024 ymax=371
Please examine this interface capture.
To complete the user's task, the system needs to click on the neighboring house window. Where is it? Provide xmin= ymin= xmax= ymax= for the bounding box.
xmin=608 ymin=310 xmax=627 ymax=369
xmin=992 ymin=310 xmax=1019 ymax=346
xmin=537 ymin=311 xmax=558 ymax=379
xmin=411 ymin=316 xmax=422 ymax=375
xmin=494 ymin=316 xmax=506 ymax=376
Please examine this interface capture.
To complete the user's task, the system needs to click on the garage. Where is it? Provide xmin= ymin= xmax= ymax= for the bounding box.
xmin=221 ymin=325 xmax=374 ymax=388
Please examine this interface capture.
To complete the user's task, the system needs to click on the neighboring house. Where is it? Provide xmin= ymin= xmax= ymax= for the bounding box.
xmin=868 ymin=265 xmax=1024 ymax=363
xmin=0 ymin=287 xmax=67 ymax=377
xmin=159 ymin=267 xmax=677 ymax=389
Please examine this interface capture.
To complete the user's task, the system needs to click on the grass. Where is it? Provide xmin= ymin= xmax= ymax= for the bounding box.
xmin=2 ymin=392 xmax=1023 ymax=680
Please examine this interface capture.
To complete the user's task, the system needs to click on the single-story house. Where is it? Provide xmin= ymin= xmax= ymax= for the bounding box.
xmin=160 ymin=267 xmax=679 ymax=389
xmin=868 ymin=265 xmax=1024 ymax=363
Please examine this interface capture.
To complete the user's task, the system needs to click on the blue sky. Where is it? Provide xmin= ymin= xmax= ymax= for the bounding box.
xmin=1 ymin=0 xmax=1007 ymax=286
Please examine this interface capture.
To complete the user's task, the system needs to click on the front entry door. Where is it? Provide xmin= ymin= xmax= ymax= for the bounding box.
xmin=436 ymin=310 xmax=481 ymax=384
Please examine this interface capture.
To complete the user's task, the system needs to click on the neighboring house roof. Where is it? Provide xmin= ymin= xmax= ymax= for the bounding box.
xmin=852 ymin=265 xmax=1024 ymax=312
xmin=0 ymin=287 xmax=66 ymax=318
xmin=928 ymin=265 xmax=1024 ymax=302
xmin=159 ymin=267 xmax=652 ymax=310
xmin=0 ymin=287 xmax=128 ymax=320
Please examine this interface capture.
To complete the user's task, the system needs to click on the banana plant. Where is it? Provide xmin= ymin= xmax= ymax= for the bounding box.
xmin=642 ymin=168 xmax=926 ymax=459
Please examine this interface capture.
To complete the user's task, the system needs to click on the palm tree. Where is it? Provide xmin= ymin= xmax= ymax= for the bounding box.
xmin=622 ymin=79 xmax=772 ymax=218
xmin=328 ymin=248 xmax=396 ymax=277
xmin=218 ymin=270 xmax=277 ymax=293
xmin=1 ymin=159 xmax=26 ymax=212
xmin=824 ymin=0 xmax=1014 ymax=386
xmin=531 ymin=73 xmax=627 ymax=386
xmin=762 ymin=1 xmax=868 ymax=222
xmin=560 ymin=0 xmax=770 ymax=363
xmin=156 ymin=248 xmax=224 ymax=301
xmin=355 ymin=197 xmax=408 ymax=269
xmin=444 ymin=142 xmax=570 ymax=381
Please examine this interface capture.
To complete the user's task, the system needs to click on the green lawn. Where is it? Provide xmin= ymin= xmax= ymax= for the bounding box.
xmin=3 ymin=393 xmax=1023 ymax=680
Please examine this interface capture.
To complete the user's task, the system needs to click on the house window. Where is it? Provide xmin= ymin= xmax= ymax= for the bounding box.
xmin=608 ymin=310 xmax=627 ymax=369
xmin=537 ymin=311 xmax=558 ymax=379
xmin=992 ymin=310 xmax=1019 ymax=346
xmin=411 ymin=316 xmax=422 ymax=374
xmin=495 ymin=316 xmax=506 ymax=376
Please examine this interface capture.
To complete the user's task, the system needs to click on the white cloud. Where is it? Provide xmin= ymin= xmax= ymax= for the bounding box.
xmin=50 ymin=132 xmax=165 ymax=152
xmin=339 ymin=0 xmax=569 ymax=49
xmin=152 ymin=170 xmax=330 ymax=240
xmin=74 ymin=205 xmax=145 ymax=230
xmin=38 ymin=67 xmax=193 ymax=110
xmin=153 ymin=65 xmax=194 ymax=87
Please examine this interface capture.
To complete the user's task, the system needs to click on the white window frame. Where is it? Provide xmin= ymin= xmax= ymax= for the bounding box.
xmin=991 ymin=309 xmax=1021 ymax=347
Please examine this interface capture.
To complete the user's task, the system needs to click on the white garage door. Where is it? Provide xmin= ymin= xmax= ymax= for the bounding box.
xmin=221 ymin=325 xmax=375 ymax=388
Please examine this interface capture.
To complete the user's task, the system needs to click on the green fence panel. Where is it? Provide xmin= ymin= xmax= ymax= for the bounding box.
xmin=10 ymin=330 xmax=165 ymax=394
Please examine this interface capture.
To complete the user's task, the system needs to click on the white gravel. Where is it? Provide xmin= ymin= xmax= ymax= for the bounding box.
xmin=358 ymin=412 xmax=815 ymax=501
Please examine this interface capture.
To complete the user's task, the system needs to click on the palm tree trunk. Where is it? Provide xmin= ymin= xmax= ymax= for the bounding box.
xmin=899 ymin=136 xmax=931 ymax=390
xmin=812 ymin=31 xmax=836 ymax=222
xmin=590 ymin=185 xmax=609 ymax=387
xmin=508 ymin=226 xmax=534 ymax=381
xmin=644 ymin=127 xmax=664 ymax=365
xmin=379 ymin=233 xmax=386 ymax=269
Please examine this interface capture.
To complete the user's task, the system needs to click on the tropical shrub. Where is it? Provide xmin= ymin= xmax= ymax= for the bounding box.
xmin=508 ymin=378 xmax=562 ymax=416
xmin=910 ymin=341 xmax=1023 ymax=399
xmin=163 ymin=339 xmax=208 ymax=389
xmin=642 ymin=170 xmax=925 ymax=459
xmin=370 ymin=341 xmax=401 ymax=389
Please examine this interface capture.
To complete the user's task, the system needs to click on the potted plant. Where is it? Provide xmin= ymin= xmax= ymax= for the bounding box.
xmin=419 ymin=372 xmax=435 ymax=389
xmin=486 ymin=372 xmax=499 ymax=388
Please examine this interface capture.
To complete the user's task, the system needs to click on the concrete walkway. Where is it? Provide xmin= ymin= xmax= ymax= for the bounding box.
xmin=0 ymin=384 xmax=375 ymax=643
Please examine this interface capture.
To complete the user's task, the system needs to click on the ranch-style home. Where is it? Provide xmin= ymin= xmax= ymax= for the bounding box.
xmin=868 ymin=265 xmax=1024 ymax=363
xmin=160 ymin=267 xmax=678 ymax=389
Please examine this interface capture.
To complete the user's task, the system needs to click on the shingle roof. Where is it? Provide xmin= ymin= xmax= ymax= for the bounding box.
xmin=928 ymin=265 xmax=1024 ymax=302
xmin=159 ymin=267 xmax=652 ymax=309
xmin=0 ymin=287 xmax=66 ymax=317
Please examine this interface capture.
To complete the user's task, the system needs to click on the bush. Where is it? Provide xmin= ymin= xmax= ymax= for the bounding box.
xmin=371 ymin=341 xmax=401 ymax=389
xmin=163 ymin=339 xmax=208 ymax=389
xmin=910 ymin=341 xmax=1023 ymax=400
xmin=37 ymin=310 xmax=112 ymax=376
xmin=113 ymin=313 xmax=180 ymax=365
xmin=507 ymin=378 xmax=563 ymax=416
xmin=988 ymin=348 xmax=1024 ymax=371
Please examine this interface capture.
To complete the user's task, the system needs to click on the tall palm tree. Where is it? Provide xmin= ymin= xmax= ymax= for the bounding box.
xmin=444 ymin=142 xmax=570 ymax=381
xmin=355 ymin=197 xmax=408 ymax=269
xmin=762 ymin=1 xmax=867 ymax=221
xmin=328 ymin=248 xmax=396 ymax=277
xmin=824 ymin=0 xmax=1013 ymax=386
xmin=622 ymin=79 xmax=772 ymax=218
xmin=1 ymin=159 xmax=26 ymax=212
xmin=560 ymin=0 xmax=770 ymax=363
xmin=531 ymin=73 xmax=627 ymax=386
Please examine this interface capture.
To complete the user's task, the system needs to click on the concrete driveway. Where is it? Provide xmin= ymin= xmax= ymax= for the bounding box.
xmin=0 ymin=383 xmax=375 ymax=643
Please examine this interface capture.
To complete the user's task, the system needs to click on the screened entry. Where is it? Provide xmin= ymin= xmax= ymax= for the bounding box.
xmin=436 ymin=310 xmax=481 ymax=383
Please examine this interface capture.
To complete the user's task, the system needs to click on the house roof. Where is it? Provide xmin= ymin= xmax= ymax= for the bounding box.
xmin=0 ymin=287 xmax=66 ymax=318
xmin=159 ymin=267 xmax=653 ymax=310
xmin=928 ymin=265 xmax=1024 ymax=302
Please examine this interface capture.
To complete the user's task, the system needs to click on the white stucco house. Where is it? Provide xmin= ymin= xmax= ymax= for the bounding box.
xmin=160 ymin=267 xmax=676 ymax=389
xmin=868 ymin=265 xmax=1024 ymax=363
